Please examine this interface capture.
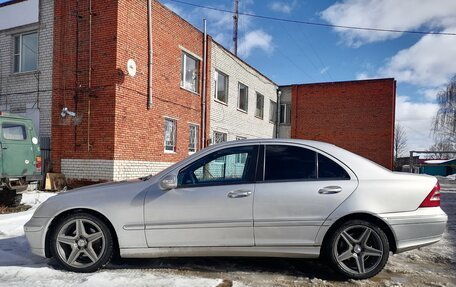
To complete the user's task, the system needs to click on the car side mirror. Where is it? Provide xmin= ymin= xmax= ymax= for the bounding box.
xmin=160 ymin=174 xmax=177 ymax=190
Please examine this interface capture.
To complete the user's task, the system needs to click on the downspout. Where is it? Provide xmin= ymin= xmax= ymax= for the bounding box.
xmin=87 ymin=0 xmax=92 ymax=152
xmin=201 ymin=19 xmax=207 ymax=148
xmin=147 ymin=0 xmax=153 ymax=109
xmin=276 ymin=89 xmax=281 ymax=138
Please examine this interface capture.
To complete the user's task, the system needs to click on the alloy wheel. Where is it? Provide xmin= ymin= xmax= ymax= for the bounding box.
xmin=333 ymin=225 xmax=384 ymax=275
xmin=55 ymin=218 xmax=106 ymax=268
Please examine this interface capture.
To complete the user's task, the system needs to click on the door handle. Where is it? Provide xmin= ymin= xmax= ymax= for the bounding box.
xmin=227 ymin=190 xmax=252 ymax=198
xmin=318 ymin=186 xmax=342 ymax=194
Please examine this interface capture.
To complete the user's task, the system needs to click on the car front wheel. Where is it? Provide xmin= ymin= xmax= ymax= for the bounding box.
xmin=324 ymin=220 xmax=390 ymax=279
xmin=50 ymin=212 xmax=113 ymax=272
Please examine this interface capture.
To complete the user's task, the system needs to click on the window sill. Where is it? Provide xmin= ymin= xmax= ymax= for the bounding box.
xmin=180 ymin=86 xmax=200 ymax=96
xmin=214 ymin=98 xmax=228 ymax=106
xmin=255 ymin=115 xmax=264 ymax=120
xmin=164 ymin=150 xmax=176 ymax=154
xmin=188 ymin=151 xmax=196 ymax=155
xmin=237 ymin=108 xmax=248 ymax=114
xmin=10 ymin=70 xmax=39 ymax=77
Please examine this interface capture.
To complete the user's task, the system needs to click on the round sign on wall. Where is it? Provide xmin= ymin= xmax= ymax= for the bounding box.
xmin=127 ymin=59 xmax=137 ymax=77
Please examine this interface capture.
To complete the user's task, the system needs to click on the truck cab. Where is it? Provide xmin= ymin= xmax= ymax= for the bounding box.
xmin=0 ymin=112 xmax=42 ymax=206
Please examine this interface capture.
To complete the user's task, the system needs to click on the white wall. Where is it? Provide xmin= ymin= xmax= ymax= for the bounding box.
xmin=210 ymin=41 xmax=277 ymax=141
xmin=0 ymin=0 xmax=39 ymax=30
xmin=278 ymin=86 xmax=292 ymax=138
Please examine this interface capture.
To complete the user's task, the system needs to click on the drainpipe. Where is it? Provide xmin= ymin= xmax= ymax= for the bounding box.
xmin=201 ymin=19 xmax=207 ymax=148
xmin=147 ymin=0 xmax=153 ymax=109
xmin=276 ymin=89 xmax=281 ymax=138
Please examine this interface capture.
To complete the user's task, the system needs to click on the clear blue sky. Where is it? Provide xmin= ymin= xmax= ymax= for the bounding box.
xmin=2 ymin=0 xmax=455 ymax=151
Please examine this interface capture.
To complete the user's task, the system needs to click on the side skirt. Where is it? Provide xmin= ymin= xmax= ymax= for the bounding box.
xmin=120 ymin=246 xmax=321 ymax=259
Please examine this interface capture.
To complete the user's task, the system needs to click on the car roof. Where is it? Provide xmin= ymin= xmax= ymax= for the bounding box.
xmin=211 ymin=138 xmax=334 ymax=149
xmin=0 ymin=112 xmax=31 ymax=121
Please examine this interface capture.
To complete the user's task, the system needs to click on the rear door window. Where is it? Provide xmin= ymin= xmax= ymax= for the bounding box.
xmin=265 ymin=145 xmax=317 ymax=181
xmin=2 ymin=123 xmax=27 ymax=140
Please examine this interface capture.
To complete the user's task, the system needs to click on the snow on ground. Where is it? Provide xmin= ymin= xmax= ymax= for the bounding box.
xmin=0 ymin=191 xmax=455 ymax=287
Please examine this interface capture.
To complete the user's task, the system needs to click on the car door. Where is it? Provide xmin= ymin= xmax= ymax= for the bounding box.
xmin=1 ymin=120 xmax=34 ymax=177
xmin=253 ymin=144 xmax=358 ymax=246
xmin=144 ymin=145 xmax=259 ymax=247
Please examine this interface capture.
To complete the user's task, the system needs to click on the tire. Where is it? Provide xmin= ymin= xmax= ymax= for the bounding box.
xmin=50 ymin=212 xmax=114 ymax=272
xmin=11 ymin=194 xmax=23 ymax=207
xmin=0 ymin=189 xmax=16 ymax=206
xmin=324 ymin=219 xmax=390 ymax=279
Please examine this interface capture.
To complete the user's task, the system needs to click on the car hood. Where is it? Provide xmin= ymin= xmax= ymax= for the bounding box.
xmin=33 ymin=178 xmax=155 ymax=218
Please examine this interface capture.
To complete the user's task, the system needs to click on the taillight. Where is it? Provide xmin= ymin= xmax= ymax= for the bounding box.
xmin=419 ymin=182 xmax=441 ymax=207
xmin=36 ymin=156 xmax=42 ymax=173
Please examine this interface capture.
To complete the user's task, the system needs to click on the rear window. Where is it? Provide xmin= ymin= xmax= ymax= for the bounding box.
xmin=318 ymin=153 xmax=350 ymax=180
xmin=2 ymin=123 xmax=27 ymax=140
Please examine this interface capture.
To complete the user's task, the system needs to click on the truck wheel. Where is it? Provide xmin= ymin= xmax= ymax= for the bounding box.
xmin=0 ymin=189 xmax=16 ymax=207
xmin=11 ymin=194 xmax=23 ymax=207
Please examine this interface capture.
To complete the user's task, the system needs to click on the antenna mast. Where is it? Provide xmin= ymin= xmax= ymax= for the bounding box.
xmin=233 ymin=0 xmax=239 ymax=55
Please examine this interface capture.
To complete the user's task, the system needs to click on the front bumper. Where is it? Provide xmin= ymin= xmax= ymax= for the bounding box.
xmin=24 ymin=216 xmax=52 ymax=258
xmin=380 ymin=207 xmax=448 ymax=253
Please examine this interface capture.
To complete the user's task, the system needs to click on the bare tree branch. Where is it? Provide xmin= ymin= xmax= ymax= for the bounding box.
xmin=394 ymin=123 xmax=408 ymax=169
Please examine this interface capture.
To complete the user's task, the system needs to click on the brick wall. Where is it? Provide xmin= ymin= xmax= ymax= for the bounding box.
xmin=114 ymin=0 xmax=211 ymax=164
xmin=53 ymin=0 xmax=211 ymax=181
xmin=210 ymin=41 xmax=277 ymax=141
xmin=289 ymin=78 xmax=396 ymax=169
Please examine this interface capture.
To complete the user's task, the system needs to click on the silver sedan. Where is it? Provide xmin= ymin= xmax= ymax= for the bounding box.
xmin=24 ymin=139 xmax=447 ymax=279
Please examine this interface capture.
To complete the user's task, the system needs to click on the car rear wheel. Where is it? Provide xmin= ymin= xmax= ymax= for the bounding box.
xmin=50 ymin=213 xmax=113 ymax=272
xmin=324 ymin=220 xmax=389 ymax=279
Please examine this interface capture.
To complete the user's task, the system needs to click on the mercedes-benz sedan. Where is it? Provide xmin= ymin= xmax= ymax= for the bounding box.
xmin=24 ymin=139 xmax=447 ymax=279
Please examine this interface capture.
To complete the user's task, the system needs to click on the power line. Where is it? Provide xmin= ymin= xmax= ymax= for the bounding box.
xmin=168 ymin=0 xmax=456 ymax=36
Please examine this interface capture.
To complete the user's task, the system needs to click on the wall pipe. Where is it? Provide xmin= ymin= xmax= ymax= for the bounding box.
xmin=276 ymin=89 xmax=281 ymax=138
xmin=147 ymin=0 xmax=153 ymax=109
xmin=201 ymin=19 xmax=207 ymax=148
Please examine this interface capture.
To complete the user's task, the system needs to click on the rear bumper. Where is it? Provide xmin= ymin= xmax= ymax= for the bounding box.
xmin=380 ymin=207 xmax=448 ymax=253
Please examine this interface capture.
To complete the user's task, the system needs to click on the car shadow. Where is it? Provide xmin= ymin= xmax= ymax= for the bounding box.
xmin=0 ymin=235 xmax=48 ymax=267
xmin=105 ymin=257 xmax=346 ymax=281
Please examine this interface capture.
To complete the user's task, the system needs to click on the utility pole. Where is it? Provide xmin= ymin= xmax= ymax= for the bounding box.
xmin=232 ymin=0 xmax=239 ymax=55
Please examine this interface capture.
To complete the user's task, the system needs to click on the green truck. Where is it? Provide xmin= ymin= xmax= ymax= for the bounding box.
xmin=0 ymin=112 xmax=42 ymax=206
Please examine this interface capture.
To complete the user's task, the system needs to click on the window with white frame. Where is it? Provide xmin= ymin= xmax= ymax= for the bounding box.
xmin=213 ymin=131 xmax=227 ymax=144
xmin=269 ymin=100 xmax=277 ymax=123
xmin=255 ymin=93 xmax=264 ymax=119
xmin=188 ymin=124 xmax=199 ymax=153
xmin=238 ymin=83 xmax=248 ymax=112
xmin=213 ymin=131 xmax=228 ymax=162
xmin=13 ymin=32 xmax=38 ymax=73
xmin=234 ymin=136 xmax=248 ymax=164
xmin=181 ymin=52 xmax=199 ymax=92
xmin=215 ymin=70 xmax=228 ymax=103
xmin=280 ymin=103 xmax=291 ymax=124
xmin=164 ymin=118 xmax=177 ymax=152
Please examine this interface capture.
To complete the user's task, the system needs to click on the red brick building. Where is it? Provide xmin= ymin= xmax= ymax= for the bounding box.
xmin=51 ymin=0 xmax=211 ymax=181
xmin=279 ymin=79 xmax=396 ymax=169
